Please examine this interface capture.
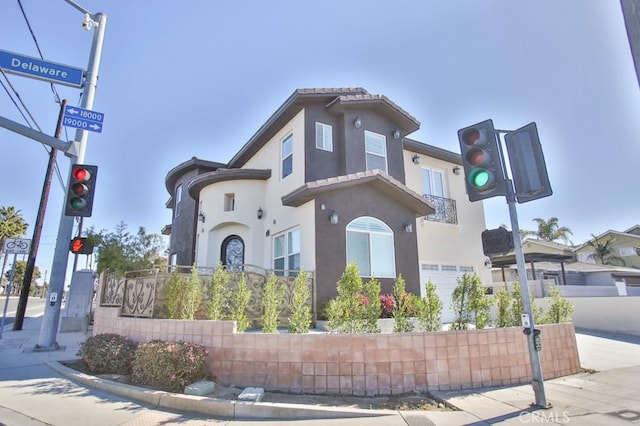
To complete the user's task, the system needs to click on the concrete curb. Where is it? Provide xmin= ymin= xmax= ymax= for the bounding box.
xmin=47 ymin=361 xmax=397 ymax=420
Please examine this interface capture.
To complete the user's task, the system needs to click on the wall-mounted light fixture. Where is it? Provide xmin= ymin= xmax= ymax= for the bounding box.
xmin=257 ymin=207 xmax=264 ymax=219
xmin=404 ymin=223 xmax=413 ymax=233
xmin=453 ymin=166 xmax=461 ymax=175
xmin=412 ymin=154 xmax=420 ymax=164
xmin=198 ymin=212 xmax=206 ymax=223
xmin=484 ymin=259 xmax=492 ymax=268
xmin=393 ymin=129 xmax=401 ymax=139
xmin=330 ymin=211 xmax=338 ymax=225
xmin=354 ymin=116 xmax=362 ymax=128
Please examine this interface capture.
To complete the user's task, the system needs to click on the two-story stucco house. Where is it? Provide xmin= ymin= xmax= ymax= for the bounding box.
xmin=164 ymin=88 xmax=490 ymax=321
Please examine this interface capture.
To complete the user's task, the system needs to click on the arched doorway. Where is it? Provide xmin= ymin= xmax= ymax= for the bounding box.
xmin=221 ymin=235 xmax=244 ymax=270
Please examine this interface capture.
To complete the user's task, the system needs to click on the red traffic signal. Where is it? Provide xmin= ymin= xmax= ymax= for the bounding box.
xmin=457 ymin=119 xmax=508 ymax=202
xmin=65 ymin=164 xmax=98 ymax=217
xmin=69 ymin=237 xmax=94 ymax=255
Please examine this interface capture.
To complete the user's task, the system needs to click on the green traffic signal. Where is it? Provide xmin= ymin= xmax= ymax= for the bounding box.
xmin=469 ymin=168 xmax=490 ymax=188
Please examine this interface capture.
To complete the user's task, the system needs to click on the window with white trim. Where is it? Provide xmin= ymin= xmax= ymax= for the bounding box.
xmin=273 ymin=228 xmax=300 ymax=275
xmin=315 ymin=122 xmax=333 ymax=152
xmin=174 ymin=184 xmax=183 ymax=218
xmin=346 ymin=217 xmax=395 ymax=278
xmin=422 ymin=168 xmax=445 ymax=198
xmin=365 ymin=131 xmax=387 ymax=172
xmin=281 ymin=134 xmax=293 ymax=179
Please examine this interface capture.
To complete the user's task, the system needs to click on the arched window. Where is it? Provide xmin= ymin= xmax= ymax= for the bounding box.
xmin=346 ymin=217 xmax=395 ymax=278
xmin=221 ymin=235 xmax=244 ymax=270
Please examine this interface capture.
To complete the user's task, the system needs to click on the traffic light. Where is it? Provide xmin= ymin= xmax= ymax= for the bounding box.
xmin=457 ymin=119 xmax=508 ymax=202
xmin=505 ymin=122 xmax=552 ymax=203
xmin=64 ymin=164 xmax=98 ymax=217
xmin=481 ymin=227 xmax=514 ymax=256
xmin=69 ymin=237 xmax=94 ymax=255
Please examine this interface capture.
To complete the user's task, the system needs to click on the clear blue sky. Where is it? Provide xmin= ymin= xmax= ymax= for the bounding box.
xmin=1 ymin=1 xmax=639 ymax=280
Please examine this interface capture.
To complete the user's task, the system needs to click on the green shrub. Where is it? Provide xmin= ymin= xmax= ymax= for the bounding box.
xmin=451 ymin=273 xmax=491 ymax=330
xmin=288 ymin=268 xmax=312 ymax=333
xmin=392 ymin=274 xmax=414 ymax=333
xmin=262 ymin=274 xmax=285 ymax=333
xmin=510 ymin=281 xmax=544 ymax=325
xmin=229 ymin=273 xmax=251 ymax=332
xmin=543 ymin=286 xmax=574 ymax=324
xmin=77 ymin=333 xmax=137 ymax=375
xmin=207 ymin=265 xmax=229 ymax=320
xmin=495 ymin=286 xmax=514 ymax=327
xmin=327 ymin=263 xmax=378 ymax=333
xmin=164 ymin=265 xmax=203 ymax=319
xmin=131 ymin=340 xmax=210 ymax=393
xmin=417 ymin=280 xmax=442 ymax=332
xmin=363 ymin=277 xmax=382 ymax=333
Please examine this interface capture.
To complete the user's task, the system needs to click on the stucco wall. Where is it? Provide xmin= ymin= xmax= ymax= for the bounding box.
xmin=539 ymin=296 xmax=640 ymax=336
xmin=403 ymin=150 xmax=491 ymax=285
xmin=94 ymin=306 xmax=580 ymax=396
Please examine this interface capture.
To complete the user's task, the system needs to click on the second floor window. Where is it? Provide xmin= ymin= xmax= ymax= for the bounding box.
xmin=365 ymin=131 xmax=387 ymax=172
xmin=315 ymin=122 xmax=333 ymax=151
xmin=422 ymin=168 xmax=445 ymax=198
xmin=282 ymin=134 xmax=293 ymax=179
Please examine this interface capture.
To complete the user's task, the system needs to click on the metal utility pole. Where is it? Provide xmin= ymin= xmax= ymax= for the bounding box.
xmin=497 ymin=130 xmax=549 ymax=409
xmin=13 ymin=100 xmax=67 ymax=331
xmin=37 ymin=7 xmax=107 ymax=349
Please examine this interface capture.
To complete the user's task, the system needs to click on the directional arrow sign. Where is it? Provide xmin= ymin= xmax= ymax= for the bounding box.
xmin=0 ymin=49 xmax=84 ymax=88
xmin=63 ymin=105 xmax=105 ymax=133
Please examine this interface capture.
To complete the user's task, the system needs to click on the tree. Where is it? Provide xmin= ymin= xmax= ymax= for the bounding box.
xmin=521 ymin=217 xmax=573 ymax=244
xmin=85 ymin=222 xmax=167 ymax=276
xmin=586 ymin=234 xmax=626 ymax=266
xmin=417 ymin=280 xmax=443 ymax=332
xmin=0 ymin=206 xmax=28 ymax=258
xmin=451 ymin=273 xmax=491 ymax=330
xmin=4 ymin=261 xmax=41 ymax=296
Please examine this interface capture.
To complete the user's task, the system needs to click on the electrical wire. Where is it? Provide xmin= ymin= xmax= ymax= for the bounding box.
xmin=16 ymin=0 xmax=61 ymax=104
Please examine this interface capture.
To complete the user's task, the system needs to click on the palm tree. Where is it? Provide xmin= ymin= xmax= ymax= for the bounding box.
xmin=521 ymin=217 xmax=573 ymax=244
xmin=586 ymin=234 xmax=625 ymax=267
xmin=0 ymin=206 xmax=28 ymax=292
xmin=0 ymin=206 xmax=28 ymax=257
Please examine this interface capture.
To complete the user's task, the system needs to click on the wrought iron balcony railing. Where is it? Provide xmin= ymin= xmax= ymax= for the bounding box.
xmin=423 ymin=194 xmax=458 ymax=225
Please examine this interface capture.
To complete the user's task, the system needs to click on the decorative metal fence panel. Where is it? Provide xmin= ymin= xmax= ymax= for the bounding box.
xmin=99 ymin=271 xmax=125 ymax=306
xmin=121 ymin=275 xmax=157 ymax=317
xmin=98 ymin=266 xmax=314 ymax=324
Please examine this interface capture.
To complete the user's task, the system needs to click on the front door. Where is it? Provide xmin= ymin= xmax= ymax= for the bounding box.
xmin=221 ymin=235 xmax=244 ymax=270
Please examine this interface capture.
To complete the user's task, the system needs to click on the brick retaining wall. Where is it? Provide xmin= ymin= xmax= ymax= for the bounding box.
xmin=94 ymin=306 xmax=581 ymax=395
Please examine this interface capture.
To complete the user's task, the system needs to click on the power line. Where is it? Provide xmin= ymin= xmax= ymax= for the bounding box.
xmin=16 ymin=0 xmax=61 ymax=104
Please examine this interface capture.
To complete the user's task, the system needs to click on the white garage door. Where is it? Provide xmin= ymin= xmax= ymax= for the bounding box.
xmin=419 ymin=264 xmax=475 ymax=324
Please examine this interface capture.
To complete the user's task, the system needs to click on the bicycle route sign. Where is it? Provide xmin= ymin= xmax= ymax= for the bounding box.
xmin=2 ymin=238 xmax=31 ymax=255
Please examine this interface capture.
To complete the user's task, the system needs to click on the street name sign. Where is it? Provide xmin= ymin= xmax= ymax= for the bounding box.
xmin=0 ymin=49 xmax=84 ymax=88
xmin=63 ymin=105 xmax=104 ymax=133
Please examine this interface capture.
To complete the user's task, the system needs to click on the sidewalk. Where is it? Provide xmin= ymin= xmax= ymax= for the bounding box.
xmin=1 ymin=315 xmax=639 ymax=425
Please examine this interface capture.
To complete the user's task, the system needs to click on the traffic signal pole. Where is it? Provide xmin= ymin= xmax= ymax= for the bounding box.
xmin=37 ymin=9 xmax=107 ymax=349
xmin=497 ymin=131 xmax=549 ymax=408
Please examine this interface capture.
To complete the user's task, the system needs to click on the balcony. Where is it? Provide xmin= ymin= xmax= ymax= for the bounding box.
xmin=423 ymin=194 xmax=458 ymax=225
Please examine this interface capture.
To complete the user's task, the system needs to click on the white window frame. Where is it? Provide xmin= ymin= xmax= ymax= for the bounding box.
xmin=273 ymin=228 xmax=300 ymax=275
xmin=422 ymin=167 xmax=446 ymax=198
xmin=346 ymin=216 xmax=395 ymax=278
xmin=364 ymin=130 xmax=387 ymax=172
xmin=315 ymin=122 xmax=333 ymax=152
xmin=281 ymin=134 xmax=293 ymax=179
xmin=174 ymin=184 xmax=183 ymax=218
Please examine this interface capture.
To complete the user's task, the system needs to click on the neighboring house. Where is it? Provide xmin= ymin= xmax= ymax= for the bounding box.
xmin=573 ymin=225 xmax=640 ymax=269
xmin=490 ymin=237 xmax=640 ymax=296
xmin=164 ymin=88 xmax=490 ymax=319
